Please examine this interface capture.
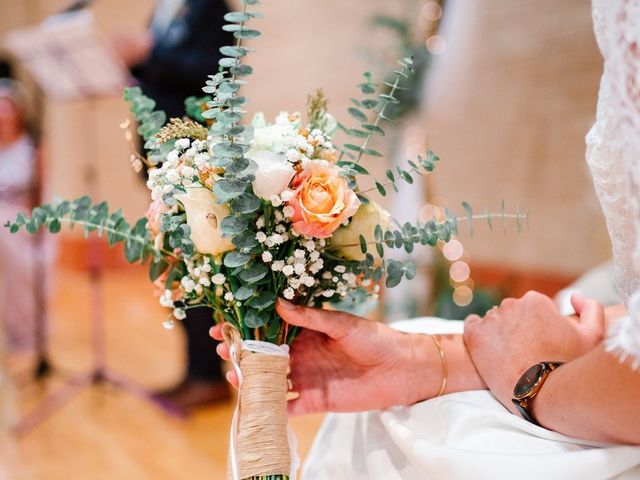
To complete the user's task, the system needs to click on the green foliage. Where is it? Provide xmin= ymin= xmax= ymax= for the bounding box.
xmin=338 ymin=58 xmax=416 ymax=168
xmin=361 ymin=149 xmax=440 ymax=197
xmin=123 ymin=87 xmax=167 ymax=145
xmin=5 ymin=196 xmax=155 ymax=265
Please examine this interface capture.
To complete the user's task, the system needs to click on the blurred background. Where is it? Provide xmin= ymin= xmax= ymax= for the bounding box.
xmin=0 ymin=0 xmax=611 ymax=478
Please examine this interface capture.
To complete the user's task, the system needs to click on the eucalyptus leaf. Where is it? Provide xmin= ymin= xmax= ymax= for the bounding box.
xmin=246 ymin=291 xmax=276 ymax=309
xmin=235 ymin=285 xmax=255 ymax=301
xmin=224 ymin=251 xmax=251 ymax=268
xmin=221 ymin=215 xmax=249 ymax=236
xmin=244 ymin=308 xmax=268 ymax=328
xmin=238 ymin=263 xmax=268 ymax=283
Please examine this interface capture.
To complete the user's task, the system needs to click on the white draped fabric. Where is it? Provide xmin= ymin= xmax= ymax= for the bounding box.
xmin=303 ymin=1 xmax=640 ymax=478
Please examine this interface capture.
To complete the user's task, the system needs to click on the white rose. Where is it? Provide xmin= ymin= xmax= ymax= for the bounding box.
xmin=331 ymin=200 xmax=391 ymax=261
xmin=174 ymin=187 xmax=234 ymax=256
xmin=246 ymin=150 xmax=295 ymax=200
xmin=252 ymin=124 xmax=294 ymax=153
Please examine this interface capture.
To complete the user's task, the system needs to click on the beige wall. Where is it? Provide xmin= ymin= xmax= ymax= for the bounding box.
xmin=423 ymin=0 xmax=608 ymax=276
xmin=1 ymin=0 xmax=609 ymax=275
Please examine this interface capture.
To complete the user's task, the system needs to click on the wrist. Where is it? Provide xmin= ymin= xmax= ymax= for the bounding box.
xmin=401 ymin=333 xmax=441 ymax=404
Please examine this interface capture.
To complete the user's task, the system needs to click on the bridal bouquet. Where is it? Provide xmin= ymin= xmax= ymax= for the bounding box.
xmin=6 ymin=1 xmax=523 ymax=479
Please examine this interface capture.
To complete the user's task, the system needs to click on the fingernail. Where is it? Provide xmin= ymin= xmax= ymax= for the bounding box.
xmin=278 ymin=298 xmax=295 ymax=309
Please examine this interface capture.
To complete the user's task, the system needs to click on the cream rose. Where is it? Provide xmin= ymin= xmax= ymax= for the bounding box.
xmin=174 ymin=187 xmax=234 ymax=256
xmin=331 ymin=200 xmax=391 ymax=261
xmin=246 ymin=150 xmax=295 ymax=200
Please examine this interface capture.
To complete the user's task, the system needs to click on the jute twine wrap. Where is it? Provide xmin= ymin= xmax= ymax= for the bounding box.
xmin=222 ymin=324 xmax=291 ymax=480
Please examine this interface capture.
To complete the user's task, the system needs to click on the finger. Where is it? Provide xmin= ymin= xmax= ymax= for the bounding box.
xmin=464 ymin=313 xmax=482 ymax=326
xmin=570 ymin=294 xmax=605 ymax=332
xmin=226 ymin=370 xmax=239 ymax=389
xmin=210 ymin=323 xmax=225 ymax=341
xmin=276 ymin=299 xmax=356 ymax=339
xmin=216 ymin=342 xmax=231 ymax=361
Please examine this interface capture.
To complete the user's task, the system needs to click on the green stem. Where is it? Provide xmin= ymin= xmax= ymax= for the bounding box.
xmin=331 ymin=213 xmax=527 ymax=249
xmin=56 ymin=218 xmax=177 ymax=260
xmin=354 ymin=69 xmax=404 ymax=164
xmin=359 ymin=165 xmax=423 ymax=194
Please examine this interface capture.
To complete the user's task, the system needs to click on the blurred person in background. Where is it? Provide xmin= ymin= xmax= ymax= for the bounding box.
xmin=0 ymin=75 xmax=42 ymax=353
xmin=111 ymin=0 xmax=233 ymax=410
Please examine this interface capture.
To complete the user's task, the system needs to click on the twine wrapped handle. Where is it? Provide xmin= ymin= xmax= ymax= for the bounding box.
xmin=222 ymin=324 xmax=292 ymax=480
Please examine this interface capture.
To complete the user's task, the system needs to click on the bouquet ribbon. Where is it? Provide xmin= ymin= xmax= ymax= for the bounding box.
xmin=223 ymin=324 xmax=300 ymax=480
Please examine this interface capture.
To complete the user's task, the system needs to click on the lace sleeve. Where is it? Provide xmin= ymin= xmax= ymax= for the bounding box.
xmin=588 ymin=0 xmax=640 ymax=368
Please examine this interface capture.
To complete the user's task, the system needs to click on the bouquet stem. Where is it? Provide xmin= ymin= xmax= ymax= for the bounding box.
xmin=223 ymin=325 xmax=293 ymax=480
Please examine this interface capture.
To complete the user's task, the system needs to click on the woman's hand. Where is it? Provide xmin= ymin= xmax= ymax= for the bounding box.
xmin=211 ymin=300 xmax=444 ymax=415
xmin=463 ymin=291 xmax=605 ymax=411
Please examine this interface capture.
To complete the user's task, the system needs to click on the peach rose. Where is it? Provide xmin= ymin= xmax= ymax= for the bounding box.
xmin=288 ymin=162 xmax=360 ymax=238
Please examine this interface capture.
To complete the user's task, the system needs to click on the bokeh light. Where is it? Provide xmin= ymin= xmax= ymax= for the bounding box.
xmin=425 ymin=35 xmax=447 ymax=55
xmin=422 ymin=1 xmax=443 ymax=21
xmin=442 ymin=239 xmax=464 ymax=261
xmin=450 ymin=260 xmax=470 ymax=283
xmin=453 ymin=285 xmax=474 ymax=307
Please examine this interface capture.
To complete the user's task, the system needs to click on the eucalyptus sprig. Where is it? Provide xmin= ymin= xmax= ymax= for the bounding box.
xmin=339 ymin=57 xmax=415 ymax=163
xmin=5 ymin=196 xmax=157 ymax=264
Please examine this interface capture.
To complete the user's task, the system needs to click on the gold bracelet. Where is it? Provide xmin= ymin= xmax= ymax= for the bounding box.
xmin=427 ymin=334 xmax=448 ymax=397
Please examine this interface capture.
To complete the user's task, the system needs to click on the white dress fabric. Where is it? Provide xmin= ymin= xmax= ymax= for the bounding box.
xmin=302 ymin=1 xmax=640 ymax=478
xmin=587 ymin=0 xmax=640 ymax=368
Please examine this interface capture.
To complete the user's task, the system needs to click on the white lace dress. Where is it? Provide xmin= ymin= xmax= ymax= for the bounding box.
xmin=302 ymin=1 xmax=640 ymax=478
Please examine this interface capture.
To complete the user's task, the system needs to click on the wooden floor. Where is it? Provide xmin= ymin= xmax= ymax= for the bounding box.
xmin=0 ymin=264 xmax=324 ymax=480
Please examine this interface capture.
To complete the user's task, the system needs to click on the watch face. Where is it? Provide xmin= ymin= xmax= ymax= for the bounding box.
xmin=513 ymin=363 xmax=545 ymax=399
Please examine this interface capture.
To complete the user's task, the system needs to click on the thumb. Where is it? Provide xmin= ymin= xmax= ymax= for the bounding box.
xmin=276 ymin=299 xmax=354 ymax=339
xmin=570 ymin=294 xmax=605 ymax=333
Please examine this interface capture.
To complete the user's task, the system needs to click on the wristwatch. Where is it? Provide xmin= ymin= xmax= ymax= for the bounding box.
xmin=512 ymin=361 xmax=564 ymax=425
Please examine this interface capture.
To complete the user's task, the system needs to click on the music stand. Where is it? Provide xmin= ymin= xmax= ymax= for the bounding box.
xmin=4 ymin=10 xmax=184 ymax=435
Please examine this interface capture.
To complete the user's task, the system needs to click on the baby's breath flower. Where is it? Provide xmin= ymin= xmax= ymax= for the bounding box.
xmin=280 ymin=190 xmax=294 ymax=202
xmin=294 ymin=263 xmax=305 ymax=275
xmin=212 ymin=273 xmax=226 ymax=285
xmin=256 ymin=231 xmax=267 ymax=243
xmin=309 ymin=251 xmax=321 ymax=261
xmin=182 ymin=166 xmax=197 ymax=178
xmin=173 ymin=308 xmax=187 ymax=320
xmin=272 ymin=260 xmax=285 ymax=272
xmin=334 ymin=265 xmax=346 ymax=273
xmin=262 ymin=251 xmax=273 ymax=262
xmin=175 ymin=138 xmax=190 ymax=150
xmin=224 ymin=291 xmax=234 ymax=302
xmin=282 ymin=265 xmax=295 ymax=276
xmin=322 ymin=290 xmax=335 ymax=298
xmin=283 ymin=205 xmax=295 ymax=218
xmin=294 ymin=249 xmax=306 ymax=259
xmin=159 ymin=290 xmax=174 ymax=308
xmin=283 ymin=287 xmax=295 ymax=300
xmin=256 ymin=216 xmax=265 ymax=229
xmin=270 ymin=195 xmax=283 ymax=207
xmin=181 ymin=277 xmax=196 ymax=293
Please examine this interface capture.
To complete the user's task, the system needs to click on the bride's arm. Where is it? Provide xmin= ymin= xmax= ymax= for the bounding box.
xmin=533 ymin=344 xmax=640 ymax=444
xmin=464 ymin=292 xmax=640 ymax=444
